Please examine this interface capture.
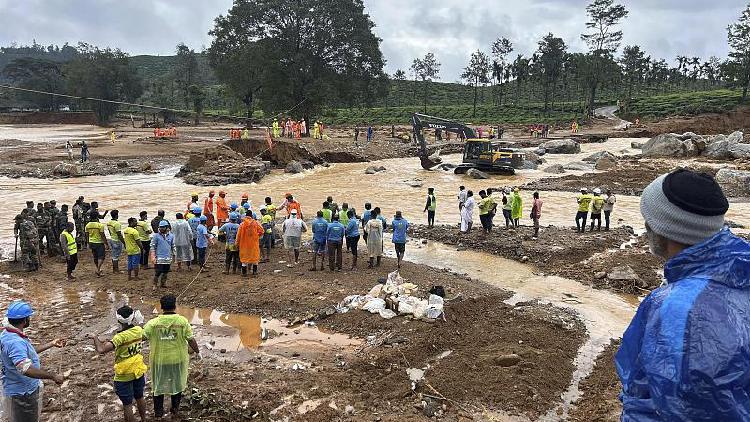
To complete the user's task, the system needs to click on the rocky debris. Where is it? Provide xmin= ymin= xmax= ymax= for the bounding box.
xmin=582 ymin=151 xmax=616 ymax=163
xmin=139 ymin=161 xmax=153 ymax=171
xmin=563 ymin=161 xmax=595 ymax=171
xmin=517 ymin=161 xmax=539 ymax=170
xmin=178 ymin=145 xmax=271 ymax=185
xmin=494 ymin=353 xmax=522 ymax=367
xmin=631 ymin=141 xmax=643 ymax=149
xmin=525 ymin=151 xmax=544 ymax=164
xmin=606 ymin=266 xmax=639 ymax=282
xmin=405 ymin=179 xmax=424 ymax=188
xmin=365 ymin=165 xmax=387 ymax=174
xmin=52 ymin=162 xmax=81 ymax=176
xmin=535 ymin=147 xmax=547 ymax=156
xmin=285 ymin=160 xmax=305 ymax=174
xmin=466 ymin=168 xmax=490 ymax=179
xmin=540 ymin=139 xmax=581 ymax=154
xmin=643 ymin=131 xmax=750 ymax=160
xmin=595 ymin=156 xmax=617 ymax=170
xmin=715 ymin=168 xmax=750 ymax=197
xmin=437 ymin=163 xmax=456 ymax=171
xmin=543 ymin=164 xmax=566 ymax=174
xmin=116 ymin=161 xmax=129 ymax=168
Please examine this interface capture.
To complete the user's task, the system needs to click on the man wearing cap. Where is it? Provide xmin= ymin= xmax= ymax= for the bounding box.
xmin=150 ymin=221 xmax=176 ymax=290
xmin=219 ymin=212 xmax=242 ymax=274
xmin=216 ymin=191 xmax=229 ymax=228
xmin=196 ymin=215 xmax=212 ymax=269
xmin=616 ymin=169 xmax=750 ymax=420
xmin=575 ymin=188 xmax=593 ymax=233
xmin=589 ymin=188 xmax=605 ymax=232
xmin=282 ymin=210 xmax=307 ymax=267
xmin=203 ymin=190 xmax=216 ymax=232
xmin=0 ymin=301 xmax=66 ymax=421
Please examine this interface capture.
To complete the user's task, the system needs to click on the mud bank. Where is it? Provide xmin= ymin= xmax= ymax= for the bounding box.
xmin=568 ymin=340 xmax=622 ymax=422
xmin=0 ymin=240 xmax=587 ymax=421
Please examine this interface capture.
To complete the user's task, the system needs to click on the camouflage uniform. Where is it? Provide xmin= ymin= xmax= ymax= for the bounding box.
xmin=47 ymin=202 xmax=61 ymax=253
xmin=13 ymin=214 xmax=26 ymax=265
xmin=72 ymin=202 xmax=86 ymax=248
xmin=35 ymin=205 xmax=52 ymax=256
xmin=18 ymin=215 xmax=39 ymax=270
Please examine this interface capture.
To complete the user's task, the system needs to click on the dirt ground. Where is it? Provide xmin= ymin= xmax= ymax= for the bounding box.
xmin=568 ymin=340 xmax=622 ymax=422
xmin=0 ymin=238 xmax=586 ymax=421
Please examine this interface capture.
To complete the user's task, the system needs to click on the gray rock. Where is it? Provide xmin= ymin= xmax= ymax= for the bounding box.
xmin=53 ymin=162 xmax=81 ymax=176
xmin=678 ymin=131 xmax=702 ymax=141
xmin=299 ymin=160 xmax=315 ymax=170
xmin=543 ymin=164 xmax=566 ymax=174
xmin=704 ymin=131 xmax=750 ymax=159
xmin=116 ymin=161 xmax=129 ymax=168
xmin=535 ymin=147 xmax=547 ymax=156
xmin=525 ymin=151 xmax=543 ymax=164
xmin=284 ymin=161 xmax=305 ymax=174
xmin=365 ymin=165 xmax=386 ymax=174
xmin=466 ymin=168 xmax=490 ymax=179
xmin=715 ymin=168 xmax=750 ymax=196
xmin=642 ymin=133 xmax=699 ymax=157
xmin=631 ymin=141 xmax=643 ymax=149
xmin=563 ymin=161 xmax=595 ymax=171
xmin=139 ymin=161 xmax=153 ymax=171
xmin=582 ymin=151 xmax=616 ymax=163
xmin=728 ymin=131 xmax=744 ymax=144
xmin=595 ymin=156 xmax=617 ymax=170
xmin=518 ymin=161 xmax=539 ymax=170
xmin=494 ymin=353 xmax=522 ymax=367
xmin=607 ymin=265 xmax=639 ymax=281
xmin=594 ymin=271 xmax=607 ymax=280
xmin=438 ymin=163 xmax=457 ymax=171
xmin=541 ymin=139 xmax=581 ymax=154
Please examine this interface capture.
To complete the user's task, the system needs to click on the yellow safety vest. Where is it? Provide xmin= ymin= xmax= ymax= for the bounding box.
xmin=62 ymin=231 xmax=77 ymax=255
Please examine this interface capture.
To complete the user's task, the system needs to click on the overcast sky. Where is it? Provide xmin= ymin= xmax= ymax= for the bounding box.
xmin=0 ymin=0 xmax=744 ymax=81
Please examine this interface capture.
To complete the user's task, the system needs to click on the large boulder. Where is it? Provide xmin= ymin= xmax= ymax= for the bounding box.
xmin=642 ymin=133 xmax=699 ymax=157
xmin=517 ymin=161 xmax=539 ymax=170
xmin=582 ymin=151 xmax=616 ymax=163
xmin=704 ymin=131 xmax=750 ymax=160
xmin=53 ymin=162 xmax=81 ymax=176
xmin=285 ymin=160 xmax=305 ymax=174
xmin=607 ymin=265 xmax=639 ymax=281
xmin=299 ymin=160 xmax=316 ymax=170
xmin=466 ymin=168 xmax=490 ymax=179
xmin=563 ymin=161 xmax=595 ymax=171
xmin=715 ymin=168 xmax=750 ymax=196
xmin=631 ymin=141 xmax=643 ymax=149
xmin=365 ymin=165 xmax=386 ymax=174
xmin=541 ymin=139 xmax=581 ymax=154
xmin=524 ymin=151 xmax=543 ymax=164
xmin=543 ymin=164 xmax=566 ymax=174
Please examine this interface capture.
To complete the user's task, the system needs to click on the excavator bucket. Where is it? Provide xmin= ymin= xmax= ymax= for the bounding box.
xmin=420 ymin=150 xmax=442 ymax=170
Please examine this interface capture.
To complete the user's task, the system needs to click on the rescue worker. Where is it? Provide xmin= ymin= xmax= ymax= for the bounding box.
xmin=590 ymin=188 xmax=605 ymax=232
xmin=361 ymin=203 xmax=372 ymax=243
xmin=137 ymin=211 xmax=153 ymax=269
xmin=35 ymin=203 xmax=52 ymax=256
xmin=321 ymin=201 xmax=332 ymax=223
xmin=313 ymin=121 xmax=320 ymax=140
xmin=510 ymin=188 xmax=523 ymax=228
xmin=391 ymin=211 xmax=409 ymax=269
xmin=196 ymin=216 xmax=211 ymax=269
xmin=285 ymin=118 xmax=293 ymax=139
xmin=150 ymin=220 xmax=175 ymax=290
xmin=48 ymin=200 xmax=61 ymax=254
xmin=281 ymin=210 xmax=306 ymax=267
xmin=424 ymin=188 xmax=436 ymax=227
xmin=235 ymin=210 xmax=264 ymax=277
xmin=86 ymin=212 xmax=108 ymax=277
xmin=617 ymin=169 xmax=750 ymax=420
xmin=216 ymin=191 xmax=230 ymax=228
xmin=219 ymin=212 xmax=241 ymax=274
xmin=603 ymin=189 xmax=616 ymax=231
xmin=272 ymin=118 xmax=281 ymax=138
xmin=0 ymin=301 xmax=66 ymax=422
xmin=575 ymin=188 xmax=593 ymax=233
xmin=366 ymin=208 xmax=384 ymax=267
xmin=284 ymin=194 xmax=303 ymax=219
xmin=339 ymin=203 xmax=350 ymax=227
xmin=72 ymin=197 xmax=87 ymax=249
xmin=187 ymin=193 xmax=199 ymax=216
xmin=326 ymin=215 xmax=346 ymax=271
xmin=203 ymin=190 xmax=216 ymax=232
xmin=55 ymin=204 xmax=70 ymax=254
xmin=259 ymin=208 xmax=273 ymax=263
xmin=123 ymin=218 xmax=142 ymax=280
xmin=187 ymin=208 xmax=202 ymax=265
xmin=107 ymin=210 xmax=126 ymax=274
xmin=60 ymin=222 xmax=78 ymax=280
xmin=311 ymin=211 xmax=329 ymax=271
xmin=478 ymin=190 xmax=495 ymax=234
xmin=327 ymin=196 xmax=339 ymax=215
xmin=16 ymin=209 xmax=40 ymax=271
xmin=171 ymin=213 xmax=193 ymax=272
xmin=345 ymin=209 xmax=360 ymax=269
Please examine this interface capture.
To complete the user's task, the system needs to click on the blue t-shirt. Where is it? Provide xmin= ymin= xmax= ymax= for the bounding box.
xmin=0 ymin=329 xmax=41 ymax=396
xmin=196 ymin=224 xmax=209 ymax=248
xmin=378 ymin=215 xmax=388 ymax=227
xmin=346 ymin=218 xmax=360 ymax=237
xmin=362 ymin=210 xmax=372 ymax=226
xmin=188 ymin=217 xmax=201 ymax=235
xmin=312 ymin=218 xmax=329 ymax=244
xmin=327 ymin=222 xmax=345 ymax=242
xmin=220 ymin=222 xmax=240 ymax=245
xmin=392 ymin=218 xmax=409 ymax=243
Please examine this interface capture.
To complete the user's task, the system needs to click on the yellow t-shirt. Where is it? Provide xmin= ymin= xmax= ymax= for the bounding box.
xmin=85 ymin=222 xmax=106 ymax=244
xmin=577 ymin=194 xmax=594 ymax=212
xmin=111 ymin=326 xmax=145 ymax=382
xmin=136 ymin=220 xmax=152 ymax=242
xmin=107 ymin=220 xmax=123 ymax=243
xmin=123 ymin=227 xmax=141 ymax=256
xmin=591 ymin=197 xmax=605 ymax=214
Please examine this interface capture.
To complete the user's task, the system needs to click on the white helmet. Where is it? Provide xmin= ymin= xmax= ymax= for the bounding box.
xmin=580 ymin=188 xmax=588 ymax=192
xmin=593 ymin=188 xmax=602 ymax=194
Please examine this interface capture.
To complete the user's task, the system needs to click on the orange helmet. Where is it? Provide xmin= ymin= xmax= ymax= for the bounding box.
xmin=241 ymin=192 xmax=249 ymax=200
xmin=219 ymin=190 xmax=227 ymax=196
xmin=209 ymin=190 xmax=216 ymax=195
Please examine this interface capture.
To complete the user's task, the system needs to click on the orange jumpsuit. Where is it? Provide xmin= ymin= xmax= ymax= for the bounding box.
xmin=236 ymin=217 xmax=264 ymax=264
xmin=287 ymin=200 xmax=303 ymax=220
xmin=203 ymin=197 xmax=215 ymax=229
xmin=216 ymin=196 xmax=229 ymax=227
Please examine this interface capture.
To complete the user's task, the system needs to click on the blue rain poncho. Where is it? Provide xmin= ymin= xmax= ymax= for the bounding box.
xmin=616 ymin=229 xmax=750 ymax=421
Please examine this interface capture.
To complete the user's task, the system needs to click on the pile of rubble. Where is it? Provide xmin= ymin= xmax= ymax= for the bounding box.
xmin=337 ymin=271 xmax=444 ymax=320
xmin=177 ymin=145 xmax=271 ymax=186
xmin=642 ymin=131 xmax=750 ymax=159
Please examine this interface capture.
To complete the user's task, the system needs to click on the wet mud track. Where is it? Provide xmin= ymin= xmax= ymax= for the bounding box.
xmin=0 ymin=240 xmax=587 ymax=421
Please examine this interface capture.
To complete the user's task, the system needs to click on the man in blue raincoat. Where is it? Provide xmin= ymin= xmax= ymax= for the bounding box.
xmin=617 ymin=169 xmax=750 ymax=421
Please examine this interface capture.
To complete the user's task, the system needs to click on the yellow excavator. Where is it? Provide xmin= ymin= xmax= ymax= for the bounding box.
xmin=412 ymin=113 xmax=524 ymax=174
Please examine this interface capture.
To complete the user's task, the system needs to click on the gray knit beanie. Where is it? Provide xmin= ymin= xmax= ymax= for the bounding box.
xmin=640 ymin=169 xmax=729 ymax=246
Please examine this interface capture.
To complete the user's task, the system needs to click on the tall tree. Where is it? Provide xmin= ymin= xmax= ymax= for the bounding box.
xmin=64 ymin=43 xmax=143 ymax=124
xmin=580 ymin=0 xmax=628 ymax=116
xmin=1 ymin=57 xmax=64 ymax=110
xmin=490 ymin=37 xmax=513 ymax=106
xmin=392 ymin=69 xmax=406 ymax=106
xmin=461 ymin=50 xmax=490 ymax=117
xmin=208 ymin=0 xmax=386 ymax=120
xmin=619 ymin=45 xmax=646 ymax=105
xmin=175 ymin=43 xmax=199 ymax=108
xmin=411 ymin=52 xmax=440 ymax=113
xmin=534 ymin=33 xmax=567 ymax=113
xmin=727 ymin=4 xmax=750 ymax=101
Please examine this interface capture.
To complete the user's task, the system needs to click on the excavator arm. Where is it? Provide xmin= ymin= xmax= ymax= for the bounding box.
xmin=412 ymin=113 xmax=476 ymax=170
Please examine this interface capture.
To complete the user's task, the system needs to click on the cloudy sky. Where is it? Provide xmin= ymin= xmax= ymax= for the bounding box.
xmin=0 ymin=0 xmax=744 ymax=81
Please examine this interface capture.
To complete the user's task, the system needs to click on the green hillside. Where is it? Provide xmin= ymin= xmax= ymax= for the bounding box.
xmin=625 ymin=89 xmax=744 ymax=120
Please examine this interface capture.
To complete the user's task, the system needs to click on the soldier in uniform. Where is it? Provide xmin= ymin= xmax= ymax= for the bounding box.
xmin=48 ymin=201 xmax=61 ymax=254
xmin=17 ymin=209 xmax=40 ymax=271
xmin=36 ymin=202 xmax=53 ymax=257
xmin=13 ymin=212 xmax=27 ymax=267
xmin=72 ymin=197 xmax=86 ymax=249
xmin=25 ymin=201 xmax=37 ymax=221
xmin=56 ymin=204 xmax=70 ymax=249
